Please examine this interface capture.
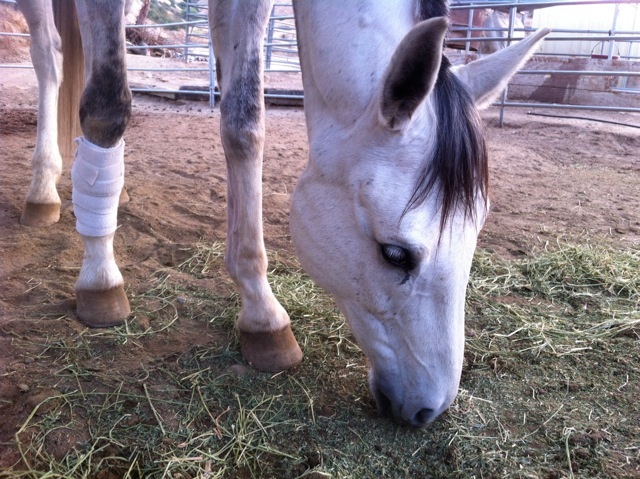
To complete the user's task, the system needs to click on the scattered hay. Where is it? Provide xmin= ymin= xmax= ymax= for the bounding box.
xmin=4 ymin=240 xmax=638 ymax=478
xmin=522 ymin=242 xmax=639 ymax=301
xmin=467 ymin=242 xmax=639 ymax=357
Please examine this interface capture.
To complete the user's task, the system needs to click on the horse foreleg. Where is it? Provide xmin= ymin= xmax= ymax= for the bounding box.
xmin=16 ymin=0 xmax=63 ymax=226
xmin=72 ymin=0 xmax=131 ymax=327
xmin=210 ymin=0 xmax=302 ymax=371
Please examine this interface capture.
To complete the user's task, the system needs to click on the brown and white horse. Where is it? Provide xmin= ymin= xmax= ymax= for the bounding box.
xmin=16 ymin=0 xmax=548 ymax=428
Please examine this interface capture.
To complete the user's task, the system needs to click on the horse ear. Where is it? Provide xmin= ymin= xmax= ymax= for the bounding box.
xmin=454 ymin=27 xmax=551 ymax=109
xmin=379 ymin=17 xmax=449 ymax=130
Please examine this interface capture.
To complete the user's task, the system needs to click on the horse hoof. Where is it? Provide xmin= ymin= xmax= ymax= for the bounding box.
xmin=119 ymin=187 xmax=130 ymax=205
xmin=20 ymin=202 xmax=61 ymax=227
xmin=76 ymin=285 xmax=131 ymax=328
xmin=240 ymin=325 xmax=303 ymax=371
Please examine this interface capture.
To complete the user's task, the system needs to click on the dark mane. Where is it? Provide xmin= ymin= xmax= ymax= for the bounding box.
xmin=405 ymin=56 xmax=488 ymax=232
xmin=418 ymin=0 xmax=449 ymax=21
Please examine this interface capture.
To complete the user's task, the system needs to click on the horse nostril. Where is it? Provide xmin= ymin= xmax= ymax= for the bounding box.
xmin=411 ymin=408 xmax=436 ymax=428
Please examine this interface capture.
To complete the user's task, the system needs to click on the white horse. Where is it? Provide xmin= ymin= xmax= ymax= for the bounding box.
xmin=479 ymin=9 xmax=526 ymax=54
xmin=15 ymin=0 xmax=548 ymax=428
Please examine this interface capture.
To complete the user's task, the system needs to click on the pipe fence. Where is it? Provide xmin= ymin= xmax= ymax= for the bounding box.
xmin=1 ymin=0 xmax=640 ymax=123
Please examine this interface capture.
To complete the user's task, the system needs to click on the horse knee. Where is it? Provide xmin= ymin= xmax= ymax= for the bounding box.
xmin=220 ymin=102 xmax=264 ymax=160
xmin=80 ymin=64 xmax=131 ymax=148
xmin=31 ymin=30 xmax=63 ymax=87
xmin=219 ymin=68 xmax=264 ymax=159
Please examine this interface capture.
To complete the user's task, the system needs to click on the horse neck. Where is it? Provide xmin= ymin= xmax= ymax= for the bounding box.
xmin=293 ymin=1 xmax=416 ymax=139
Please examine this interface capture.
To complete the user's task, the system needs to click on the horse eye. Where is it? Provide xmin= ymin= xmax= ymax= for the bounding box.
xmin=380 ymin=244 xmax=414 ymax=270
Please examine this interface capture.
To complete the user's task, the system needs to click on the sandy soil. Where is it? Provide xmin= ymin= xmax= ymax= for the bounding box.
xmin=1 ymin=59 xmax=639 ymax=467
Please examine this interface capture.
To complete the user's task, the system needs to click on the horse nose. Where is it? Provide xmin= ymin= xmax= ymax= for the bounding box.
xmin=373 ymin=384 xmax=438 ymax=429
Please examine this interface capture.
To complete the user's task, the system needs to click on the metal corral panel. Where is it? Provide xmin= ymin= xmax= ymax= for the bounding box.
xmin=452 ymin=0 xmax=639 ymax=9
xmin=532 ymin=3 xmax=640 ymax=58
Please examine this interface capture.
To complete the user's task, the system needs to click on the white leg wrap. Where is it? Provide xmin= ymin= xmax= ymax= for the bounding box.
xmin=72 ymin=137 xmax=125 ymax=237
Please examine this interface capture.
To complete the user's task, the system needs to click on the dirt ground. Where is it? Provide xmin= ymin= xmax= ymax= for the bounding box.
xmin=1 ymin=57 xmax=640 ymax=472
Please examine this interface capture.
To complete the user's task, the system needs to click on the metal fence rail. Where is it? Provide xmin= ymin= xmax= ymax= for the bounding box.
xmin=449 ymin=0 xmax=640 ymax=124
xmin=265 ymin=4 xmax=300 ymax=72
xmin=450 ymin=0 xmax=640 ymax=59
xmin=2 ymin=0 xmax=640 ymax=122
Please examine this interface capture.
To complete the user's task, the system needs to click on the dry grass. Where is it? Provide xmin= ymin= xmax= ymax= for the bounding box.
xmin=0 ymin=4 xmax=30 ymax=63
xmin=3 ymin=240 xmax=639 ymax=478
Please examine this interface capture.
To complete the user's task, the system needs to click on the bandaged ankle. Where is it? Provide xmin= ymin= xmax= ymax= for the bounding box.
xmin=72 ymin=137 xmax=125 ymax=237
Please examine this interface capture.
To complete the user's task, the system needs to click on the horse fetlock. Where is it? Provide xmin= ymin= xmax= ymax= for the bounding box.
xmin=75 ymin=244 xmax=129 ymax=328
xmin=26 ymin=150 xmax=62 ymax=200
xmin=239 ymin=326 xmax=303 ymax=372
xmin=75 ymin=285 xmax=130 ymax=328
xmin=76 ymin=232 xmax=124 ymax=289
xmin=26 ymin=180 xmax=60 ymax=201
xmin=235 ymin=285 xmax=301 ymax=371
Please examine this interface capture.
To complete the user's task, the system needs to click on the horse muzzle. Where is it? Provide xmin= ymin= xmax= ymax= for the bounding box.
xmin=371 ymin=377 xmax=446 ymax=429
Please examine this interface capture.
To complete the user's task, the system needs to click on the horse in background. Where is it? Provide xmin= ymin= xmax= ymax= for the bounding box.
xmin=479 ymin=9 xmax=527 ymax=54
xmin=15 ymin=0 xmax=548 ymax=428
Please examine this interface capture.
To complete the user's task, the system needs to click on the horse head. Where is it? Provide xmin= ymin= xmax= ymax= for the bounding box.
xmin=291 ymin=12 xmax=549 ymax=428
